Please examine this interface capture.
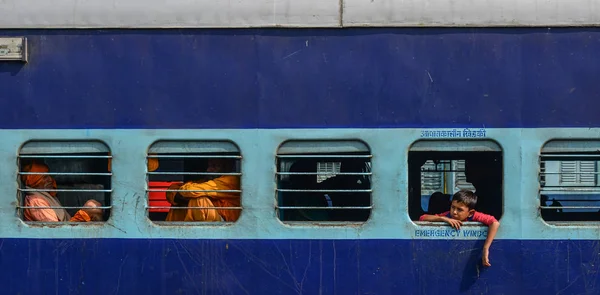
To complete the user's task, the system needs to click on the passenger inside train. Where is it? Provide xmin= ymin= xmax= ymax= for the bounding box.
xmin=21 ymin=161 xmax=105 ymax=222
xmin=279 ymin=159 xmax=331 ymax=221
xmin=164 ymin=158 xmax=241 ymax=222
xmin=21 ymin=162 xmax=71 ymax=222
xmin=70 ymin=199 xmax=103 ymax=222
xmin=277 ymin=155 xmax=371 ymax=222
xmin=419 ymin=190 xmax=500 ymax=267
xmin=408 ymin=151 xmax=503 ymax=221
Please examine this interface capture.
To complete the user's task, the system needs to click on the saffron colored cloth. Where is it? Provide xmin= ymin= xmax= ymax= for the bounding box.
xmin=70 ymin=210 xmax=92 ymax=222
xmin=165 ymin=175 xmax=240 ymax=222
xmin=21 ymin=162 xmax=57 ymax=196
xmin=23 ymin=192 xmax=70 ymax=222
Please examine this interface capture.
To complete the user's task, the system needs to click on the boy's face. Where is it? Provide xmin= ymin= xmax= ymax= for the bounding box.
xmin=449 ymin=200 xmax=474 ymax=221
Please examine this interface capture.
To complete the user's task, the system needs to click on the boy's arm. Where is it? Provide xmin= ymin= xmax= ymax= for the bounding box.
xmin=482 ymin=221 xmax=500 ymax=267
xmin=420 ymin=213 xmax=462 ymax=229
xmin=419 ymin=214 xmax=446 ymax=222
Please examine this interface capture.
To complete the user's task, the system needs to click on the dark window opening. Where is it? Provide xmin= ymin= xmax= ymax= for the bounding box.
xmin=18 ymin=141 xmax=111 ymax=223
xmin=409 ymin=141 xmax=503 ymax=222
xmin=276 ymin=141 xmax=372 ymax=223
xmin=147 ymin=141 xmax=242 ymax=223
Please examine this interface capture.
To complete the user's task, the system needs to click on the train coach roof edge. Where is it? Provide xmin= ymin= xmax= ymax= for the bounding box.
xmin=1 ymin=0 xmax=600 ymax=28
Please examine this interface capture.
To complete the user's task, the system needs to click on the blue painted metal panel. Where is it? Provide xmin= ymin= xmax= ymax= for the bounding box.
xmin=1 ymin=238 xmax=598 ymax=295
xmin=0 ymin=29 xmax=599 ymax=129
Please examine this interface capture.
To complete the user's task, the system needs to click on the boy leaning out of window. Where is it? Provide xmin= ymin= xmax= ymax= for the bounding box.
xmin=419 ymin=189 xmax=500 ymax=267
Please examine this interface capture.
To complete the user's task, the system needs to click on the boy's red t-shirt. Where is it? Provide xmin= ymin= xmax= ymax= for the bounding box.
xmin=419 ymin=211 xmax=498 ymax=226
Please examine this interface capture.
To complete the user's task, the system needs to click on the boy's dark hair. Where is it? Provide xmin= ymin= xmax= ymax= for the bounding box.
xmin=452 ymin=189 xmax=478 ymax=210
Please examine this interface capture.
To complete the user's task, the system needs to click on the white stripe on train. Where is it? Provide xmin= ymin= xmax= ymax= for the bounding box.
xmin=0 ymin=0 xmax=599 ymax=28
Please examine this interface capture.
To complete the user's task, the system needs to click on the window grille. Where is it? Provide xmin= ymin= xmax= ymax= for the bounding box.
xmin=276 ymin=141 xmax=372 ymax=223
xmin=540 ymin=140 xmax=600 ymax=221
xmin=146 ymin=141 xmax=242 ymax=223
xmin=17 ymin=141 xmax=112 ymax=223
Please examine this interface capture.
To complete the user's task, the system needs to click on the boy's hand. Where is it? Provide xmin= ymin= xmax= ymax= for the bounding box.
xmin=441 ymin=217 xmax=462 ymax=229
xmin=482 ymin=248 xmax=491 ymax=267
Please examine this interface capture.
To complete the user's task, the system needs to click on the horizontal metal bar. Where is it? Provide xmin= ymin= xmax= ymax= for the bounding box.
xmin=543 ymin=199 xmax=600 ymax=202
xmin=19 ymin=172 xmax=112 ymax=176
xmin=541 ymin=154 xmax=600 ymax=158
xmin=18 ymin=206 xmax=112 ymax=209
xmin=277 ymin=189 xmax=372 ymax=193
xmin=19 ymin=188 xmax=112 ymax=193
xmin=147 ymin=172 xmax=241 ymax=176
xmin=421 ymin=169 xmax=465 ymax=173
xmin=277 ymin=155 xmax=372 ymax=159
xmin=276 ymin=206 xmax=372 ymax=210
xmin=147 ymin=206 xmax=242 ymax=210
xmin=282 ymin=221 xmax=366 ymax=225
xmin=151 ymin=221 xmax=234 ymax=225
xmin=147 ymin=189 xmax=241 ymax=193
xmin=18 ymin=155 xmax=112 ymax=159
xmin=147 ymin=155 xmax=241 ymax=159
xmin=415 ymin=221 xmax=488 ymax=224
xmin=540 ymin=188 xmax=600 ymax=192
xmin=540 ymin=206 xmax=600 ymax=209
xmin=277 ymin=172 xmax=372 ymax=176
xmin=540 ymin=172 xmax=600 ymax=175
xmin=542 ymin=185 xmax=600 ymax=187
xmin=24 ymin=221 xmax=106 ymax=224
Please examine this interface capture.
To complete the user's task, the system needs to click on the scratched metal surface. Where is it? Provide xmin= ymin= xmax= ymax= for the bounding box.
xmin=1 ymin=239 xmax=599 ymax=294
xmin=0 ymin=28 xmax=599 ymax=129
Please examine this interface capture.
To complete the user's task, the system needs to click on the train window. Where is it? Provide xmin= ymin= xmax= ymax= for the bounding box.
xmin=18 ymin=141 xmax=111 ymax=223
xmin=409 ymin=140 xmax=503 ymax=222
xmin=276 ymin=141 xmax=372 ymax=223
xmin=540 ymin=140 xmax=600 ymax=222
xmin=146 ymin=141 xmax=242 ymax=223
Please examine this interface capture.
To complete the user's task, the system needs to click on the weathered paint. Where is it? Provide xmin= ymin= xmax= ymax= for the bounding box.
xmin=0 ymin=127 xmax=594 ymax=240
xmin=1 ymin=239 xmax=599 ymax=295
xmin=1 ymin=29 xmax=599 ymax=129
xmin=1 ymin=28 xmax=600 ymax=295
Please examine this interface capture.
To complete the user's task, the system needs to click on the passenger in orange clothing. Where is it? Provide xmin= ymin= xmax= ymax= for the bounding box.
xmin=21 ymin=162 xmax=71 ymax=222
xmin=165 ymin=158 xmax=240 ymax=222
xmin=70 ymin=199 xmax=103 ymax=222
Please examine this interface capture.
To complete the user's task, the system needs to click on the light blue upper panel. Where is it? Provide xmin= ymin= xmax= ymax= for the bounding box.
xmin=0 ymin=127 xmax=598 ymax=240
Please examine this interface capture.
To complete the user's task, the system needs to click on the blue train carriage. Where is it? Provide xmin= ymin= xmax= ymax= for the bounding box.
xmin=1 ymin=0 xmax=600 ymax=294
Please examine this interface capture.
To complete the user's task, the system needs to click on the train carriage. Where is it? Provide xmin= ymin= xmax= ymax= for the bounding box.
xmin=1 ymin=0 xmax=600 ymax=294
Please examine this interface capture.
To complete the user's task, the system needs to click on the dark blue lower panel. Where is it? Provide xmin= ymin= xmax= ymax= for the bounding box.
xmin=1 ymin=238 xmax=598 ymax=295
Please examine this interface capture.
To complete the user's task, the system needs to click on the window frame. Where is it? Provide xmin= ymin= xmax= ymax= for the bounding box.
xmin=146 ymin=140 xmax=243 ymax=225
xmin=275 ymin=140 xmax=373 ymax=225
xmin=409 ymin=139 xmax=504 ymax=226
xmin=17 ymin=140 xmax=112 ymax=225
xmin=539 ymin=140 xmax=600 ymax=223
